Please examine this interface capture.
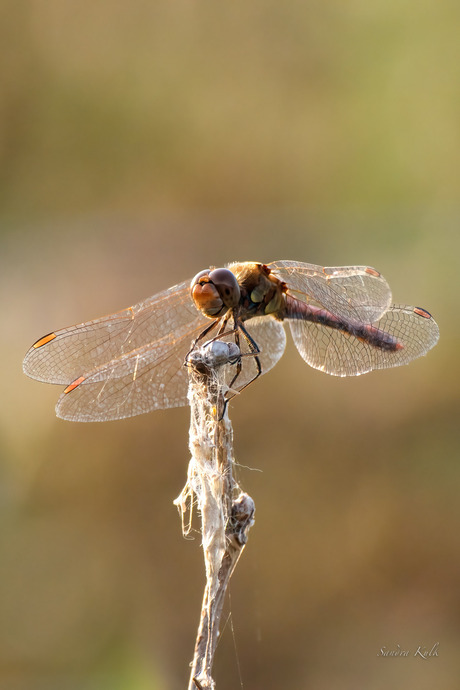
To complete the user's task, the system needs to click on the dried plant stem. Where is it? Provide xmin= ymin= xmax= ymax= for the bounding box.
xmin=174 ymin=341 xmax=255 ymax=690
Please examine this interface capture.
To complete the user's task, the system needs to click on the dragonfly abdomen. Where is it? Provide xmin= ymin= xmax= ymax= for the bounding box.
xmin=285 ymin=296 xmax=402 ymax=352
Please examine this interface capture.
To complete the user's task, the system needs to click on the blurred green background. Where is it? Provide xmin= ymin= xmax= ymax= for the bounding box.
xmin=1 ymin=1 xmax=459 ymax=688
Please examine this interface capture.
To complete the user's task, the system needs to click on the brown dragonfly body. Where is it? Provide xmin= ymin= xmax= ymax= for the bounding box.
xmin=219 ymin=262 xmax=402 ymax=351
xmin=23 ymin=260 xmax=439 ymax=422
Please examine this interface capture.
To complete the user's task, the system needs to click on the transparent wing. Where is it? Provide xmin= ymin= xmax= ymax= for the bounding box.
xmin=24 ymin=279 xmax=288 ymax=422
xmin=55 ymin=322 xmax=208 ymax=421
xmin=23 ymin=280 xmax=202 ymax=384
xmin=23 ymin=281 xmax=211 ymax=421
xmin=269 ymin=260 xmax=392 ymax=323
xmin=54 ymin=316 xmax=286 ymax=422
xmin=288 ymin=304 xmax=439 ymax=377
xmin=248 ymin=316 xmax=287 ymax=372
xmin=222 ymin=315 xmax=287 ymax=391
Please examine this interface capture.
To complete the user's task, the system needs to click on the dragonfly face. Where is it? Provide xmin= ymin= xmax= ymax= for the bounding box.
xmin=23 ymin=260 xmax=439 ymax=422
xmin=191 ymin=268 xmax=241 ymax=317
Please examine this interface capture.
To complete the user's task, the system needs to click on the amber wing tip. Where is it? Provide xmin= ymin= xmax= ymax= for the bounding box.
xmin=413 ymin=307 xmax=433 ymax=319
xmin=32 ymin=332 xmax=57 ymax=348
xmin=63 ymin=376 xmax=85 ymax=395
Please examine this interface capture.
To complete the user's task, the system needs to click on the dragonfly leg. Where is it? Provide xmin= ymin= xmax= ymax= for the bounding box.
xmin=187 ymin=312 xmax=262 ymax=417
xmin=185 ymin=318 xmax=220 ymax=362
xmin=225 ymin=319 xmax=262 ymax=401
xmin=227 ymin=325 xmax=243 ymax=390
xmin=204 ymin=312 xmax=234 ymax=343
xmin=216 ymin=314 xmax=231 ymax=336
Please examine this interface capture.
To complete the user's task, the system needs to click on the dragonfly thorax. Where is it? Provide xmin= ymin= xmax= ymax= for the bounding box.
xmin=228 ymin=262 xmax=287 ymax=320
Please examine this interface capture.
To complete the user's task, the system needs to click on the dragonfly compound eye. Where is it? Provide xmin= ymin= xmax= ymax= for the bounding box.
xmin=208 ymin=268 xmax=241 ymax=309
xmin=191 ymin=269 xmax=226 ymax=317
xmin=191 ymin=267 xmax=241 ymax=318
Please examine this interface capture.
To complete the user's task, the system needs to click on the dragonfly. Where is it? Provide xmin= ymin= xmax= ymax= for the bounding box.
xmin=23 ymin=260 xmax=439 ymax=422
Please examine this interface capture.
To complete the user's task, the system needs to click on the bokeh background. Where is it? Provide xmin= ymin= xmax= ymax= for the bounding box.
xmin=1 ymin=2 xmax=459 ymax=689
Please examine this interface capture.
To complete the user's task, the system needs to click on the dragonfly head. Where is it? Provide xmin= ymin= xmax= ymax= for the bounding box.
xmin=191 ymin=268 xmax=241 ymax=318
